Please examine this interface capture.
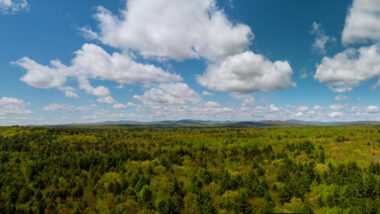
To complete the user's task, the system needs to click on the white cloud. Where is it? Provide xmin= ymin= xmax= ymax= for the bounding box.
xmin=85 ymin=0 xmax=252 ymax=61
xmin=328 ymin=112 xmax=344 ymax=118
xmin=96 ymin=96 xmax=116 ymax=105
xmin=310 ymin=22 xmax=335 ymax=54
xmin=0 ymin=0 xmax=28 ymax=14
xmin=112 ymin=104 xmax=127 ymax=109
xmin=335 ymin=94 xmax=349 ymax=101
xmin=43 ymin=103 xmax=90 ymax=112
xmin=329 ymin=104 xmax=344 ymax=111
xmin=300 ymin=68 xmax=309 ymax=79
xmin=16 ymin=0 xmax=294 ymax=109
xmin=0 ymin=97 xmax=32 ymax=115
xmin=131 ymin=84 xmax=305 ymax=121
xmin=72 ymin=44 xmax=181 ymax=84
xmin=346 ymin=105 xmax=380 ymax=120
xmin=231 ymin=94 xmax=255 ymax=107
xmin=76 ymin=78 xmax=110 ymax=98
xmin=14 ymin=43 xmax=182 ymax=105
xmin=113 ymin=102 xmax=135 ymax=110
xmin=116 ymin=84 xmax=124 ymax=89
xmin=202 ymin=91 xmax=214 ymax=96
xmin=241 ymin=97 xmax=255 ymax=107
xmin=64 ymin=91 xmax=79 ymax=99
xmin=142 ymin=104 xmax=235 ymax=121
xmin=342 ymin=0 xmax=380 ymax=45
xmin=314 ymin=44 xmax=380 ymax=92
xmin=133 ymin=84 xmax=242 ymax=121
xmin=350 ymin=106 xmax=361 ymax=113
xmin=203 ymin=101 xmax=220 ymax=108
xmin=269 ymin=104 xmax=280 ymax=112
xmin=79 ymin=26 xmax=98 ymax=40
xmin=197 ymin=51 xmax=294 ymax=93
xmin=134 ymin=101 xmax=293 ymax=122
xmin=81 ymin=0 xmax=294 ymax=95
xmin=367 ymin=105 xmax=379 ymax=113
xmin=133 ymin=83 xmax=201 ymax=106
xmin=297 ymin=106 xmax=309 ymax=112
xmin=15 ymin=57 xmax=68 ymax=89
xmin=313 ymin=105 xmax=324 ymax=110
xmin=295 ymin=112 xmax=304 ymax=117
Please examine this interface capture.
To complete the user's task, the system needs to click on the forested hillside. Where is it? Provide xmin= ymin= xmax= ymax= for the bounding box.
xmin=0 ymin=126 xmax=379 ymax=213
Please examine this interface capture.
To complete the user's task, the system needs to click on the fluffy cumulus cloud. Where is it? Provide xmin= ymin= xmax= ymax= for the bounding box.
xmin=82 ymin=0 xmax=294 ymax=94
xmin=16 ymin=57 xmax=69 ymax=89
xmin=133 ymin=83 xmax=201 ymax=106
xmin=314 ymin=44 xmax=380 ymax=92
xmin=0 ymin=97 xmax=31 ymax=115
xmin=112 ymin=102 xmax=135 ymax=110
xmin=64 ymin=91 xmax=79 ymax=99
xmin=269 ymin=104 xmax=280 ymax=112
xmin=72 ymin=44 xmax=181 ymax=84
xmin=203 ymin=101 xmax=220 ymax=108
xmin=329 ymin=112 xmax=344 ymax=118
xmin=350 ymin=106 xmax=361 ymax=113
xmin=329 ymin=104 xmax=344 ymax=111
xmin=134 ymin=101 xmax=291 ymax=122
xmin=12 ymin=0 xmax=298 ymax=123
xmin=131 ymin=83 xmax=302 ymax=121
xmin=141 ymin=105 xmax=235 ymax=121
xmin=231 ymin=94 xmax=255 ymax=107
xmin=310 ymin=22 xmax=335 ymax=54
xmin=197 ymin=51 xmax=294 ymax=93
xmin=132 ymin=83 xmax=240 ymax=121
xmin=0 ymin=0 xmax=28 ymax=14
xmin=84 ymin=0 xmax=252 ymax=61
xmin=345 ymin=105 xmax=380 ymax=120
xmin=297 ymin=106 xmax=309 ymax=112
xmin=342 ymin=0 xmax=380 ymax=45
xmin=366 ymin=105 xmax=379 ymax=113
xmin=42 ymin=103 xmax=90 ymax=112
xmin=14 ymin=44 xmax=181 ymax=106
xmin=12 ymin=0 xmax=295 ymax=118
xmin=335 ymin=94 xmax=349 ymax=101
xmin=316 ymin=0 xmax=380 ymax=93
xmin=283 ymin=104 xmax=321 ymax=119
xmin=202 ymin=91 xmax=214 ymax=96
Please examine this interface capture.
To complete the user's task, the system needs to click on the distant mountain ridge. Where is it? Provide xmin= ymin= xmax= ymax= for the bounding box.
xmin=56 ymin=119 xmax=380 ymax=127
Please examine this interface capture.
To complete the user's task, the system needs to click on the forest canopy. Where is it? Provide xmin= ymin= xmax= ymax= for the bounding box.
xmin=0 ymin=126 xmax=379 ymax=214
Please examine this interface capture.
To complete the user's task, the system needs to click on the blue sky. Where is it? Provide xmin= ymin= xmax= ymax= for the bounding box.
xmin=1 ymin=0 xmax=380 ymax=125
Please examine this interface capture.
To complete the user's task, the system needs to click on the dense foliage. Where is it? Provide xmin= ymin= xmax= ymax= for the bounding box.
xmin=0 ymin=126 xmax=379 ymax=213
